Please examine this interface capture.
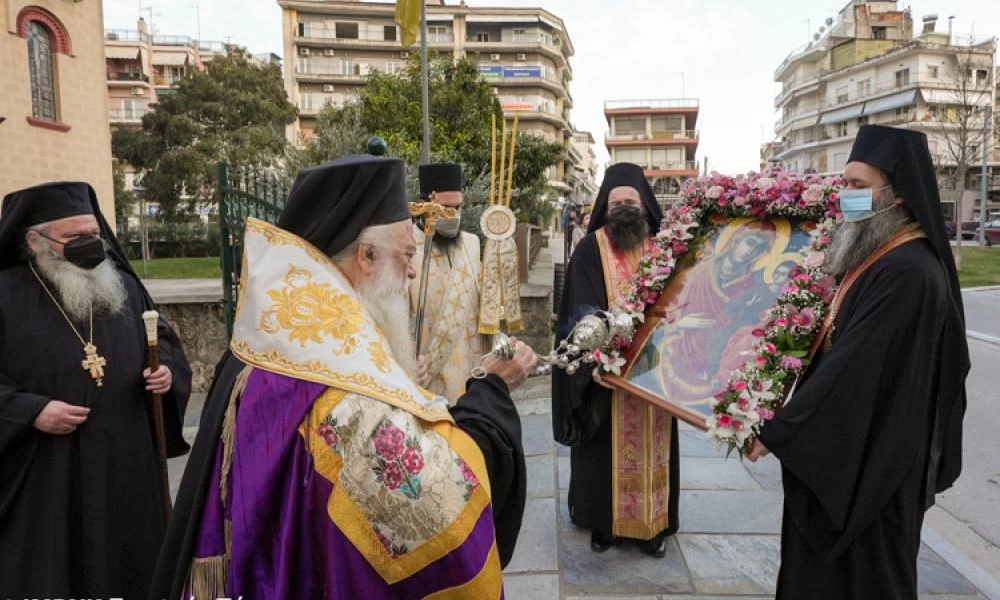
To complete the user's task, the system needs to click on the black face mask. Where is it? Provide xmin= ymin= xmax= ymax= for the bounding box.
xmin=608 ymin=205 xmax=641 ymax=224
xmin=39 ymin=233 xmax=107 ymax=270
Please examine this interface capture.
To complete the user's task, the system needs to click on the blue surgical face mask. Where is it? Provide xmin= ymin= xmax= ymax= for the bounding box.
xmin=840 ymin=185 xmax=892 ymax=222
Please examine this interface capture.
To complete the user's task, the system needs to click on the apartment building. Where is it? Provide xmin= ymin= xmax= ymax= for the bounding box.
xmin=604 ymin=98 xmax=700 ymax=206
xmin=773 ymin=0 xmax=998 ymax=220
xmin=104 ymin=18 xmax=228 ymax=130
xmin=278 ymin=0 xmax=582 ymax=193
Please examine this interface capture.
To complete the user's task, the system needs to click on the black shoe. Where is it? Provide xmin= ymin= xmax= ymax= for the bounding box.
xmin=590 ymin=529 xmax=620 ymax=553
xmin=637 ymin=534 xmax=669 ymax=558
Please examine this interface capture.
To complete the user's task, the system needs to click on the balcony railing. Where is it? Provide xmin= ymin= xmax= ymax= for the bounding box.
xmin=775 ymin=73 xmax=821 ymax=103
xmin=821 ymin=76 xmax=992 ymax=110
xmin=108 ymin=108 xmax=149 ymax=122
xmin=107 ymin=72 xmax=149 ymax=83
xmin=105 ymin=29 xmax=150 ymax=43
xmin=298 ymin=25 xmax=452 ymax=45
xmin=605 ymin=99 xmax=699 ymax=110
xmin=605 ymin=130 xmax=698 ymax=142
xmin=295 ymin=65 xmax=367 ymax=79
xmin=644 ymin=161 xmax=699 ymax=172
xmin=466 ymin=33 xmax=553 ymax=45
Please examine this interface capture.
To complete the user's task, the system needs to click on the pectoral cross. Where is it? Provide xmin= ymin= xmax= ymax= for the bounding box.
xmin=81 ymin=342 xmax=106 ymax=387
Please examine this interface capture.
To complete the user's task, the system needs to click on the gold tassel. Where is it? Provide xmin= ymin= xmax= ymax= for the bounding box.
xmin=188 ymin=554 xmax=229 ymax=600
xmin=221 ymin=366 xmax=253 ymax=507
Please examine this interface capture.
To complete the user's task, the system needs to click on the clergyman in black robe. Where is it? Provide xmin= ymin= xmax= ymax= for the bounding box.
xmin=0 ymin=182 xmax=191 ymax=598
xmin=149 ymin=153 xmax=530 ymax=599
xmin=552 ymin=162 xmax=680 ymax=557
xmin=749 ymin=125 xmax=969 ymax=599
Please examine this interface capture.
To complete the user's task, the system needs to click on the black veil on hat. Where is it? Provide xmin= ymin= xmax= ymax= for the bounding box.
xmin=277 ymin=154 xmax=410 ymax=257
xmin=587 ymin=162 xmax=663 ymax=234
xmin=0 ymin=182 xmax=133 ymax=278
xmin=847 ymin=124 xmax=969 ymax=502
xmin=847 ymin=125 xmax=962 ymax=314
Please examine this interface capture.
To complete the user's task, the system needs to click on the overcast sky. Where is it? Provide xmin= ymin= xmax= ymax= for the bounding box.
xmin=102 ymin=0 xmax=1000 ymax=175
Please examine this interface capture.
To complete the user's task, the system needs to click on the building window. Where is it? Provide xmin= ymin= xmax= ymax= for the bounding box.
xmin=427 ymin=26 xmax=449 ymax=42
xmin=383 ymin=25 xmax=397 ymax=42
xmin=476 ymin=32 xmax=490 ymax=42
xmin=974 ymin=69 xmax=989 ymax=86
xmin=27 ymin=21 xmax=57 ymax=121
xmin=857 ymin=115 xmax=870 ymax=126
xmin=928 ymin=65 xmax=939 ymax=79
xmin=857 ymin=79 xmax=871 ymax=97
xmin=894 ymin=105 xmax=911 ymax=121
xmin=894 ymin=68 xmax=910 ymax=88
xmin=384 ymin=61 xmax=401 ymax=75
xmin=512 ymin=28 xmax=527 ymax=41
xmin=836 ymin=121 xmax=849 ymax=137
xmin=835 ymin=86 xmax=848 ymax=104
xmin=335 ymin=22 xmax=359 ymax=39
xmin=872 ymin=26 xmax=887 ymax=40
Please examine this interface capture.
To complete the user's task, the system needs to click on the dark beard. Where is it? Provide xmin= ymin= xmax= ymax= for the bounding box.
xmin=825 ymin=205 xmax=914 ymax=276
xmin=607 ymin=209 xmax=649 ymax=251
xmin=432 ymin=231 xmax=462 ymax=250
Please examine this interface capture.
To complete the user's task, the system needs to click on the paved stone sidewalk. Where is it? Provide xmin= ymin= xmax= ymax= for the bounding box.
xmin=167 ymin=379 xmax=995 ymax=599
xmin=504 ymin=378 xmax=992 ymax=600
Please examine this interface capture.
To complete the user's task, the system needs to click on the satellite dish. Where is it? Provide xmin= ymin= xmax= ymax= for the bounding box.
xmin=826 ymin=17 xmax=834 ymax=26
xmin=819 ymin=26 xmax=826 ymax=33
xmin=813 ymin=33 xmax=821 ymax=40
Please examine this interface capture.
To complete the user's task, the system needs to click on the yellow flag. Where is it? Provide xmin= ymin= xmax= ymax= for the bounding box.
xmin=395 ymin=0 xmax=421 ymax=47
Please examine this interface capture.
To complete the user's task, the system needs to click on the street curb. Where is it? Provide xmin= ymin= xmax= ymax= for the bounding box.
xmin=921 ymin=525 xmax=1000 ymax=600
xmin=968 ymin=330 xmax=1000 ymax=346
xmin=963 ymin=285 xmax=1000 ymax=292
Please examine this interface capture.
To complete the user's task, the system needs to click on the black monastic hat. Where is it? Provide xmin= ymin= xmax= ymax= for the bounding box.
xmin=277 ymin=154 xmax=410 ymax=257
xmin=418 ymin=162 xmax=463 ymax=198
xmin=588 ymin=162 xmax=663 ymax=235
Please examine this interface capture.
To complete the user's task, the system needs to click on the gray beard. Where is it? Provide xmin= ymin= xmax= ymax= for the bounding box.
xmin=29 ymin=241 xmax=127 ymax=322
xmin=825 ymin=206 xmax=914 ymax=277
xmin=357 ymin=265 xmax=417 ymax=378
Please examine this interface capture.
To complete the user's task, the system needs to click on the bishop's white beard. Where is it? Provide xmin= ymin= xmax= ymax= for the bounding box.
xmin=825 ymin=205 xmax=913 ymax=277
xmin=356 ymin=262 xmax=417 ymax=378
xmin=28 ymin=239 xmax=127 ymax=322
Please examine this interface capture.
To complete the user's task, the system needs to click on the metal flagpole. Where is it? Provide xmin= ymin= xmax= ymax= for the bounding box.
xmin=420 ymin=0 xmax=431 ymax=164
xmin=980 ymin=106 xmax=991 ymax=245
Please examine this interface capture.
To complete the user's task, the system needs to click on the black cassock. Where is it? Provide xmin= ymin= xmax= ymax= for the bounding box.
xmin=551 ymin=234 xmax=680 ymax=538
xmin=148 ymin=352 xmax=525 ymax=600
xmin=0 ymin=261 xmax=191 ymax=598
xmin=758 ymin=240 xmax=969 ymax=599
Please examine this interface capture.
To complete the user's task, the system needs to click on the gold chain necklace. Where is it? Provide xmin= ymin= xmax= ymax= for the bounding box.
xmin=28 ymin=261 xmax=106 ymax=387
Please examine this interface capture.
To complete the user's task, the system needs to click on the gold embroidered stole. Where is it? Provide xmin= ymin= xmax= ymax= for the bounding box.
xmin=411 ymin=229 xmax=484 ymax=400
xmin=596 ymin=228 xmax=673 ymax=540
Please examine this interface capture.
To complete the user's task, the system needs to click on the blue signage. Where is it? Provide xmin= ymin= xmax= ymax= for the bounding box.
xmin=479 ymin=65 xmax=502 ymax=78
xmin=502 ymin=66 xmax=541 ymax=78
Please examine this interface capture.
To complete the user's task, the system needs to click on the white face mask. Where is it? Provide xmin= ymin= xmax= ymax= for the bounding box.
xmin=435 ymin=210 xmax=461 ymax=238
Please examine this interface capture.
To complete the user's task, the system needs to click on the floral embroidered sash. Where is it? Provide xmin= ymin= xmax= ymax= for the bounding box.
xmin=596 ymin=228 xmax=673 ymax=540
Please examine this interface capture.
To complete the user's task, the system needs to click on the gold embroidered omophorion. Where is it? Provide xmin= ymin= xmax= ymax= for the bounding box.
xmin=29 ymin=261 xmax=106 ymax=387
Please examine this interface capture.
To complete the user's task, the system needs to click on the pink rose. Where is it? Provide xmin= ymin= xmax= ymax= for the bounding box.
xmin=706 ymin=185 xmax=724 ymax=199
xmin=789 ymin=307 xmax=816 ymax=328
xmin=781 ymin=283 xmax=798 ymax=295
xmin=794 ymin=274 xmax=811 ymax=283
xmin=780 ymin=356 xmax=803 ymax=370
xmin=733 ymin=381 xmax=747 ymax=391
xmin=401 ymin=447 xmax=425 ymax=475
xmin=757 ymin=408 xmax=775 ymax=420
xmin=752 ymin=328 xmax=766 ymax=338
xmin=382 ymin=462 xmax=404 ymax=490
xmin=737 ymin=398 xmax=750 ymax=411
xmin=764 ymin=342 xmax=777 ymax=354
xmin=718 ymin=414 xmax=733 ymax=428
xmin=755 ymin=354 xmax=767 ymax=366
xmin=459 ymin=460 xmax=479 ymax=486
xmin=773 ymin=317 xmax=789 ymax=327
xmin=373 ymin=424 xmax=406 ymax=461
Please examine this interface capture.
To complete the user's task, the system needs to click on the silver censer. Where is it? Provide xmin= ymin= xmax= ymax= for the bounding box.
xmin=470 ymin=309 xmax=636 ymax=379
